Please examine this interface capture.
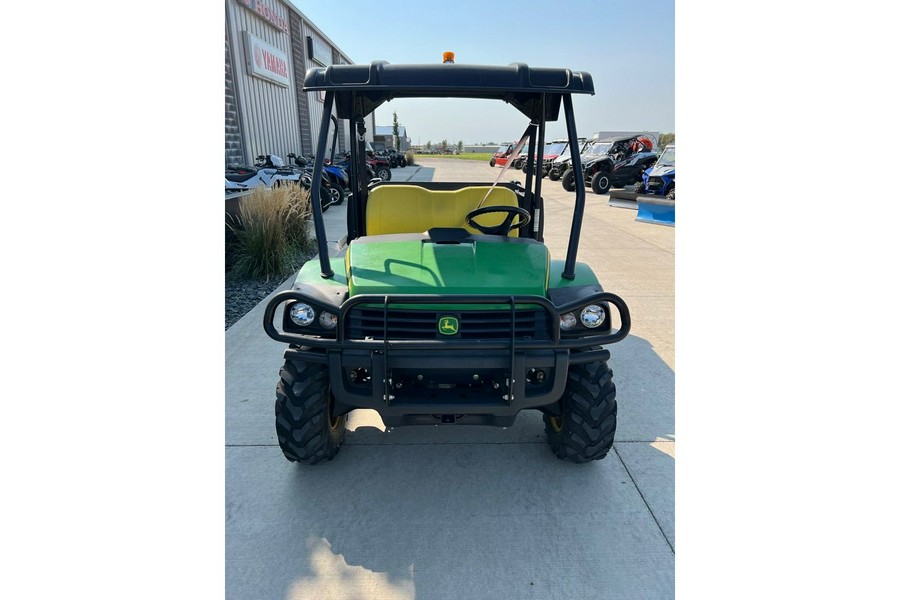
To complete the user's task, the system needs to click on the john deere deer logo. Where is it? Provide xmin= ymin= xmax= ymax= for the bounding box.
xmin=438 ymin=316 xmax=459 ymax=335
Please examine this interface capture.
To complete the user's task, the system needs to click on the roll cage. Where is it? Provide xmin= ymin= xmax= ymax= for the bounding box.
xmin=303 ymin=61 xmax=595 ymax=281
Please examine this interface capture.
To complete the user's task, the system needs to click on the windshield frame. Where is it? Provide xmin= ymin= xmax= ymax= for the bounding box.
xmin=655 ymin=146 xmax=675 ymax=167
xmin=583 ymin=141 xmax=612 ymax=157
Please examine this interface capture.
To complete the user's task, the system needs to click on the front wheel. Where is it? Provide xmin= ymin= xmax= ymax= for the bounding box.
xmin=548 ymin=169 xmax=560 ymax=181
xmin=591 ymin=172 xmax=612 ymax=195
xmin=331 ymin=187 xmax=341 ymax=204
xmin=560 ymin=168 xmax=576 ymax=192
xmin=489 ymin=158 xmax=496 ymax=167
xmin=376 ymin=166 xmax=391 ymax=181
xmin=275 ymin=358 xmax=346 ymax=464
xmin=544 ymin=358 xmax=617 ymax=463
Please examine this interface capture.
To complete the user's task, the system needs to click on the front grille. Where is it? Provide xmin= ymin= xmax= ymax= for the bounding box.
xmin=346 ymin=308 xmax=551 ymax=341
xmin=647 ymin=176 xmax=665 ymax=190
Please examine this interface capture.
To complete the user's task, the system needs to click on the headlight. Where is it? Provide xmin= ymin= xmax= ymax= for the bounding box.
xmin=580 ymin=305 xmax=606 ymax=328
xmin=319 ymin=311 xmax=338 ymax=329
xmin=289 ymin=303 xmax=315 ymax=326
xmin=560 ymin=312 xmax=577 ymax=331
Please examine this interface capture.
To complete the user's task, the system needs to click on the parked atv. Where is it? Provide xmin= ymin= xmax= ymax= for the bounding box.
xmin=366 ymin=143 xmax=392 ymax=181
xmin=585 ymin=135 xmax=657 ymax=195
xmin=264 ymin=58 xmax=630 ymax=465
xmin=548 ymin=139 xmax=590 ymax=181
xmin=559 ymin=140 xmax=613 ymax=191
xmin=332 ymin=152 xmax=378 ymax=188
xmin=523 ymin=139 xmax=575 ymax=177
xmin=387 ymin=148 xmax=407 ymax=167
xmin=225 ymin=154 xmax=302 ymax=192
xmin=560 ymin=135 xmax=657 ymax=194
xmin=489 ymin=142 xmax=517 ymax=167
xmin=288 ymin=153 xmax=348 ymax=205
xmin=637 ymin=144 xmax=674 ymax=199
xmin=261 ymin=154 xmax=340 ymax=209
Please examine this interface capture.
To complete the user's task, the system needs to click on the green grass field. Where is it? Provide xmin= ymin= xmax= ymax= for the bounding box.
xmin=413 ymin=153 xmax=494 ymax=161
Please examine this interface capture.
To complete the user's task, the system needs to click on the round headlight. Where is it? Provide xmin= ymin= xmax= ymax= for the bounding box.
xmin=580 ymin=305 xmax=606 ymax=328
xmin=319 ymin=311 xmax=338 ymax=329
xmin=289 ymin=303 xmax=315 ymax=326
xmin=559 ymin=312 xmax=577 ymax=331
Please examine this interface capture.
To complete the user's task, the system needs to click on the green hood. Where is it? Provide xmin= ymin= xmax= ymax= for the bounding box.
xmin=347 ymin=237 xmax=549 ymax=296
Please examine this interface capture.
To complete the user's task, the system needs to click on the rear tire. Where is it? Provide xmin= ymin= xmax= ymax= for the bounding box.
xmin=376 ymin=166 xmax=391 ymax=181
xmin=548 ymin=169 xmax=560 ymax=181
xmin=560 ymin=168 xmax=577 ymax=192
xmin=544 ymin=358 xmax=617 ymax=462
xmin=489 ymin=158 xmax=496 ymax=167
xmin=275 ymin=358 xmax=346 ymax=464
xmin=591 ymin=172 xmax=612 ymax=195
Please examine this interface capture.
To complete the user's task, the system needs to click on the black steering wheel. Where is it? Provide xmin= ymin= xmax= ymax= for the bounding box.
xmin=464 ymin=205 xmax=531 ymax=236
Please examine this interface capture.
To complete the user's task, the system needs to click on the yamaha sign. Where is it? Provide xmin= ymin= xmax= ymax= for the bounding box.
xmin=244 ymin=32 xmax=290 ymax=88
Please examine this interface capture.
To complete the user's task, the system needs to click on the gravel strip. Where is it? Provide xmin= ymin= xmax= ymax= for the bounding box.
xmin=224 ymin=273 xmax=288 ymax=330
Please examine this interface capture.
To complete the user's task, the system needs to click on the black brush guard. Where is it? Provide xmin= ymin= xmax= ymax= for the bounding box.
xmin=264 ymin=292 xmax=630 ymax=425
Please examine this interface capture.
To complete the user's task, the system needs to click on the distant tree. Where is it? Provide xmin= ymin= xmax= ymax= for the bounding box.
xmin=658 ymin=133 xmax=675 ymax=149
xmin=440 ymin=139 xmax=448 ymax=153
xmin=457 ymin=140 xmax=464 ymax=153
xmin=426 ymin=140 xmax=432 ymax=151
xmin=392 ymin=111 xmax=400 ymax=150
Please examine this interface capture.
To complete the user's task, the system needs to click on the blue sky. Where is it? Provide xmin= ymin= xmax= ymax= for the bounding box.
xmin=289 ymin=0 xmax=674 ymax=144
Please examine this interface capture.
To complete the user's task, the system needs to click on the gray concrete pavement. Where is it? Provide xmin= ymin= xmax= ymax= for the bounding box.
xmin=226 ymin=157 xmax=675 ymax=599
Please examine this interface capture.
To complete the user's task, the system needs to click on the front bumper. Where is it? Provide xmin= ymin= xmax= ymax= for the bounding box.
xmin=264 ymin=292 xmax=630 ymax=426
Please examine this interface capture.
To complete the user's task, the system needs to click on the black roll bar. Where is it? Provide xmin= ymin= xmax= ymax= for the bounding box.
xmin=311 ymin=91 xmax=334 ymax=278
xmin=329 ymin=114 xmax=339 ymax=163
xmin=533 ymin=94 xmax=547 ymax=241
xmin=562 ymin=94 xmax=585 ymax=280
xmin=522 ymin=124 xmax=536 ymax=215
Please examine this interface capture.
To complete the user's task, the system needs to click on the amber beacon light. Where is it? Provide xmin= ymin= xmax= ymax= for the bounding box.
xmin=442 ymin=51 xmax=455 ymax=63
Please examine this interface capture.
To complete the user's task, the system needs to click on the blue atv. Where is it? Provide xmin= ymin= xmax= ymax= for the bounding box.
xmin=638 ymin=144 xmax=674 ymax=199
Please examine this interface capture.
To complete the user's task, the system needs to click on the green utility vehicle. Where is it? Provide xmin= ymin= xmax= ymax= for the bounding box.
xmin=264 ymin=60 xmax=631 ymax=464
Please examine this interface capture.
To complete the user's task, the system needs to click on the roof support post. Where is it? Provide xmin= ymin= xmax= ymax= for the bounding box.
xmin=311 ymin=91 xmax=334 ymax=278
xmin=533 ymin=94 xmax=546 ymax=241
xmin=522 ymin=124 xmax=536 ymax=211
xmin=562 ymin=93 xmax=584 ymax=280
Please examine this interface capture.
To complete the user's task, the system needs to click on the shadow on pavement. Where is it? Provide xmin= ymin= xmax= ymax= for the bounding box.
xmin=226 ymin=334 xmax=674 ymax=599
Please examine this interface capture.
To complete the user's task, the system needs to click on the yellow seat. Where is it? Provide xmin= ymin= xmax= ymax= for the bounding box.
xmin=366 ymin=185 xmax=521 ymax=237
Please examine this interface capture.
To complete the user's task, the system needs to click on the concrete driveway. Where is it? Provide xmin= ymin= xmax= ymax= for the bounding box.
xmin=226 ymin=158 xmax=674 ymax=599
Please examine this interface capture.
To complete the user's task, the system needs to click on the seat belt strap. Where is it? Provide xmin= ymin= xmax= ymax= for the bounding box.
xmin=478 ymin=122 xmax=534 ymax=209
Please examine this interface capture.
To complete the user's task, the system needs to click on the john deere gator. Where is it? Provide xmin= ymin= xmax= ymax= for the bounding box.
xmin=264 ymin=57 xmax=631 ymax=464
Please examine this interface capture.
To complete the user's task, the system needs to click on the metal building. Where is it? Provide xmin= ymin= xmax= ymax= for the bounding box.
xmin=225 ymin=0 xmax=370 ymax=167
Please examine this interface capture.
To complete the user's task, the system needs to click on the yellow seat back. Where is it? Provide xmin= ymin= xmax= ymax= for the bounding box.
xmin=366 ymin=185 xmax=521 ymax=237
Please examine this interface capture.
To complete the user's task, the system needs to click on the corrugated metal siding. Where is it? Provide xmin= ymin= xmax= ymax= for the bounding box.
xmin=224 ymin=21 xmax=244 ymax=166
xmin=227 ymin=0 xmax=302 ymax=162
xmin=302 ymin=23 xmax=354 ymax=158
xmin=288 ymin=11 xmax=312 ymax=156
xmin=302 ymin=21 xmax=328 ymax=156
xmin=332 ymin=47 xmax=348 ymax=154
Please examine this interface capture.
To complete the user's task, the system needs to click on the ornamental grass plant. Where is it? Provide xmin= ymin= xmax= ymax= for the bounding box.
xmin=227 ymin=185 xmax=314 ymax=281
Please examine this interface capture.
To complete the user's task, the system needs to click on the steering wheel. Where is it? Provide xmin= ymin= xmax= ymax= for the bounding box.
xmin=464 ymin=205 xmax=531 ymax=236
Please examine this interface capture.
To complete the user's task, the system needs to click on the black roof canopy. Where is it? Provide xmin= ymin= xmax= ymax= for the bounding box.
xmin=596 ymin=134 xmax=643 ymax=143
xmin=304 ymin=61 xmax=595 ymax=121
